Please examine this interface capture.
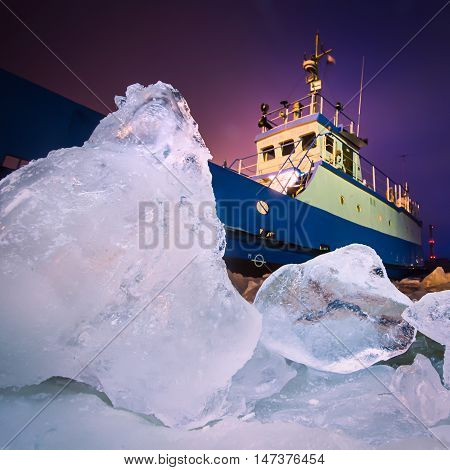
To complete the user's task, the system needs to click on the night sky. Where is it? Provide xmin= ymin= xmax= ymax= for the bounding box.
xmin=0 ymin=0 xmax=449 ymax=257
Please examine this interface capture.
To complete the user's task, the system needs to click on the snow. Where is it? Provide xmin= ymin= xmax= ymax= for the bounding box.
xmin=254 ymin=244 xmax=415 ymax=373
xmin=0 ymin=82 xmax=261 ymax=428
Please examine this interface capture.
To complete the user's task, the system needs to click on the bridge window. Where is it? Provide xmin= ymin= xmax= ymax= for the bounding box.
xmin=280 ymin=139 xmax=295 ymax=156
xmin=302 ymin=132 xmax=317 ymax=150
xmin=261 ymin=145 xmax=275 ymax=161
xmin=325 ymin=135 xmax=334 ymax=154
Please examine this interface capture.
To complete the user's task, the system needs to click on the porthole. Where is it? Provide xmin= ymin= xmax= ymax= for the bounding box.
xmin=356 ymin=204 xmax=361 ymax=213
xmin=256 ymin=200 xmax=269 ymax=215
xmin=340 ymin=195 xmax=345 ymax=205
xmin=388 ymin=220 xmax=391 ymax=226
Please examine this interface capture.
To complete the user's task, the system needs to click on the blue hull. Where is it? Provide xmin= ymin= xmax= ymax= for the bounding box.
xmin=209 ymin=162 xmax=423 ymax=279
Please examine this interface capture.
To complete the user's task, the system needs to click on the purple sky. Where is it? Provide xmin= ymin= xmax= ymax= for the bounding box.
xmin=1 ymin=0 xmax=449 ymax=257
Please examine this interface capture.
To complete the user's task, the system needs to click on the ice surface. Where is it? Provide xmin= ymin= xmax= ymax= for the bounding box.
xmin=445 ymin=348 xmax=450 ymax=389
xmin=3 ymin=375 xmax=448 ymax=450
xmin=402 ymin=291 xmax=450 ymax=386
xmin=390 ymin=354 xmax=450 ymax=426
xmin=0 ymin=82 xmax=261 ymax=427
xmin=254 ymin=244 xmax=415 ymax=373
xmin=0 ymin=382 xmax=363 ymax=450
xmin=225 ymin=343 xmax=297 ymax=415
xmin=253 ymin=362 xmax=449 ymax=448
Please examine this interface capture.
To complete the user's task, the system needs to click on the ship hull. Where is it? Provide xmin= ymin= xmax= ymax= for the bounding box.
xmin=209 ymin=161 xmax=423 ymax=279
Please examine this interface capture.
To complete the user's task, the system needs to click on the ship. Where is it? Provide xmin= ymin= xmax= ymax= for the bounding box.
xmin=208 ymin=33 xmax=423 ymax=279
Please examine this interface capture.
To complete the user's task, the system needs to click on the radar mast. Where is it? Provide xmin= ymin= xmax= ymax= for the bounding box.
xmin=302 ymin=32 xmax=332 ymax=112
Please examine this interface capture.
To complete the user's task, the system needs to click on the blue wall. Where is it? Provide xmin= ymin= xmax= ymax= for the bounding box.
xmin=0 ymin=69 xmax=104 ymax=174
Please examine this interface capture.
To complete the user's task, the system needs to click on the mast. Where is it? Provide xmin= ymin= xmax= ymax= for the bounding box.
xmin=356 ymin=56 xmax=365 ymax=137
xmin=315 ymin=31 xmax=319 ymax=57
xmin=302 ymin=32 xmax=332 ymax=112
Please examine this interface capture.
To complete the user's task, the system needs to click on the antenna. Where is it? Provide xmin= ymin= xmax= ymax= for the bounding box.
xmin=356 ymin=56 xmax=365 ymax=137
xmin=315 ymin=31 xmax=319 ymax=57
xmin=302 ymin=32 xmax=332 ymax=111
xmin=302 ymin=32 xmax=332 ymax=86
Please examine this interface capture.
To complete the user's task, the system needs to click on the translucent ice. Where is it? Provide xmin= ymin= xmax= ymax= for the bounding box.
xmin=225 ymin=343 xmax=297 ymax=415
xmin=254 ymin=363 xmax=448 ymax=448
xmin=402 ymin=291 xmax=450 ymax=386
xmin=0 ymin=382 xmax=363 ymax=450
xmin=0 ymin=82 xmax=261 ymax=427
xmin=445 ymin=348 xmax=450 ymax=389
xmin=402 ymin=291 xmax=450 ymax=346
xmin=254 ymin=244 xmax=415 ymax=373
xmin=2 ymin=378 xmax=447 ymax=450
xmin=390 ymin=354 xmax=450 ymax=426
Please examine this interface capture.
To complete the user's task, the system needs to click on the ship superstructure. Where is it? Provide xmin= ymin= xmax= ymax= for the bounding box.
xmin=209 ymin=34 xmax=423 ymax=278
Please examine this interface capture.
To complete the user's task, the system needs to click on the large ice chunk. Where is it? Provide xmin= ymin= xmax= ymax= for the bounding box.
xmin=390 ymin=354 xmax=450 ymax=426
xmin=0 ymin=82 xmax=261 ymax=427
xmin=402 ymin=291 xmax=450 ymax=386
xmin=254 ymin=244 xmax=415 ymax=373
xmin=402 ymin=291 xmax=450 ymax=346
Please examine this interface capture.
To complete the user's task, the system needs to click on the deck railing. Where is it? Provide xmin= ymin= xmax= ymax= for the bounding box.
xmin=260 ymin=93 xmax=356 ymax=135
xmin=228 ymin=132 xmax=420 ymax=217
xmin=329 ymin=131 xmax=420 ymax=218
